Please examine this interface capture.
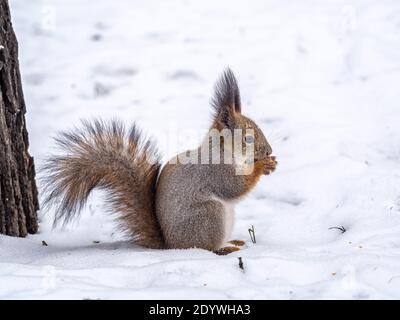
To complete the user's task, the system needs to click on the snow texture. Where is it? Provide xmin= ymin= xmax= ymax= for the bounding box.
xmin=1 ymin=0 xmax=400 ymax=299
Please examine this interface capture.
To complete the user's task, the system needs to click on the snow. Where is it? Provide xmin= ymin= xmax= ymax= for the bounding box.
xmin=1 ymin=0 xmax=400 ymax=299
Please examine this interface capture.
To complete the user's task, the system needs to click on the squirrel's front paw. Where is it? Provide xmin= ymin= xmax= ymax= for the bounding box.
xmin=263 ymin=156 xmax=277 ymax=175
xmin=214 ymin=246 xmax=240 ymax=255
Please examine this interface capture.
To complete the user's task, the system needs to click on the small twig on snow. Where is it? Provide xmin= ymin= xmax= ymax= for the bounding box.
xmin=248 ymin=225 xmax=256 ymax=244
xmin=238 ymin=257 xmax=244 ymax=271
xmin=329 ymin=226 xmax=346 ymax=234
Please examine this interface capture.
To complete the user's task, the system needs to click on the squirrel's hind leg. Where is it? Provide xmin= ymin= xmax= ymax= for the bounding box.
xmin=214 ymin=246 xmax=240 ymax=255
xmin=214 ymin=240 xmax=245 ymax=255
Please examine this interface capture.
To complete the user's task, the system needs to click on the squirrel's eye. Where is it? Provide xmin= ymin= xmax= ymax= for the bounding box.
xmin=244 ymin=134 xmax=254 ymax=144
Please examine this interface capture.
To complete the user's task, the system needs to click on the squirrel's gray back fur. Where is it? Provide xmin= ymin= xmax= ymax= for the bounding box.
xmin=156 ymin=157 xmax=242 ymax=250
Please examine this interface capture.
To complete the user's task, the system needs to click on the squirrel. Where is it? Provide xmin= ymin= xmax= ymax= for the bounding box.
xmin=42 ymin=68 xmax=277 ymax=255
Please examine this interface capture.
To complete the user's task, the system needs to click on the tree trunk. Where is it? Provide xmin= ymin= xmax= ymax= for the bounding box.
xmin=0 ymin=0 xmax=39 ymax=236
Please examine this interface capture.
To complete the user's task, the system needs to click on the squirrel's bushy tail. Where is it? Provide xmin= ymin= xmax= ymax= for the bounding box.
xmin=42 ymin=119 xmax=164 ymax=249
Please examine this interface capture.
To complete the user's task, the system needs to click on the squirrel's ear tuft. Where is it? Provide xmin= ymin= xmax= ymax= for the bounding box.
xmin=211 ymin=68 xmax=241 ymax=128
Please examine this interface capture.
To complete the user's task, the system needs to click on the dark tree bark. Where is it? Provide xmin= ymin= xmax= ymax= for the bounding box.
xmin=0 ymin=0 xmax=39 ymax=236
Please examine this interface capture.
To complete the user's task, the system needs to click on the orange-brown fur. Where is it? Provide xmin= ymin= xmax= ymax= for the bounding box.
xmin=228 ymin=240 xmax=246 ymax=246
xmin=214 ymin=246 xmax=241 ymax=255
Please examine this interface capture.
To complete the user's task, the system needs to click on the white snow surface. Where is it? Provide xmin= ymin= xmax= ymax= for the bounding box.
xmin=1 ymin=0 xmax=400 ymax=299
